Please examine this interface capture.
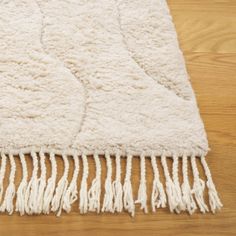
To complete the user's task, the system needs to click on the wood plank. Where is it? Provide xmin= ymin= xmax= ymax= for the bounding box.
xmin=168 ymin=0 xmax=236 ymax=53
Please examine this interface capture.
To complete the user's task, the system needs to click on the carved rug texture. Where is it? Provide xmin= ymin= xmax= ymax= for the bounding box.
xmin=0 ymin=0 xmax=222 ymax=216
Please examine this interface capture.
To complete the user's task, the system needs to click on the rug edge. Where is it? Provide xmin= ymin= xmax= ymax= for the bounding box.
xmin=0 ymin=147 xmax=222 ymax=216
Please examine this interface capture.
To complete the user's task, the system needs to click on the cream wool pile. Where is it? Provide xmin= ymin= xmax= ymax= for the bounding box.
xmin=0 ymin=0 xmax=222 ymax=216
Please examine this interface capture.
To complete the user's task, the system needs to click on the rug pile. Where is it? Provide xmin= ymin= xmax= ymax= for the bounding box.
xmin=0 ymin=0 xmax=222 ymax=216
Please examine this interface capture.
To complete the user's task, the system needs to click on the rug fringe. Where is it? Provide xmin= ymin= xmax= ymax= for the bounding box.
xmin=15 ymin=152 xmax=28 ymax=215
xmin=37 ymin=150 xmax=47 ymax=214
xmin=112 ymin=152 xmax=123 ymax=212
xmin=42 ymin=152 xmax=57 ymax=214
xmin=88 ymin=152 xmax=101 ymax=213
xmin=102 ymin=152 xmax=114 ymax=213
xmin=135 ymin=154 xmax=148 ymax=213
xmin=161 ymin=154 xmax=180 ymax=213
xmin=79 ymin=154 xmax=88 ymax=214
xmin=0 ymin=153 xmax=7 ymax=204
xmin=181 ymin=154 xmax=197 ymax=214
xmin=0 ymin=153 xmax=16 ymax=214
xmin=200 ymin=155 xmax=223 ymax=213
xmin=0 ymin=150 xmax=222 ymax=216
xmin=51 ymin=153 xmax=69 ymax=216
xmin=150 ymin=153 xmax=166 ymax=211
xmin=63 ymin=153 xmax=79 ymax=213
xmin=191 ymin=155 xmax=209 ymax=213
xmin=123 ymin=154 xmax=135 ymax=216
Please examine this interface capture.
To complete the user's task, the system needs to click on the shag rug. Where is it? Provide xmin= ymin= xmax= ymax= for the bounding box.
xmin=0 ymin=0 xmax=222 ymax=216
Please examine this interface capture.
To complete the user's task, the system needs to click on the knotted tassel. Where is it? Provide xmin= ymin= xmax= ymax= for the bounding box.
xmin=63 ymin=153 xmax=80 ymax=213
xmin=51 ymin=153 xmax=69 ymax=216
xmin=0 ymin=153 xmax=7 ymax=205
xmin=200 ymin=155 xmax=223 ymax=213
xmin=150 ymin=154 xmax=166 ymax=211
xmin=88 ymin=152 xmax=101 ymax=213
xmin=181 ymin=154 xmax=197 ymax=214
xmin=102 ymin=152 xmax=114 ymax=213
xmin=172 ymin=155 xmax=185 ymax=212
xmin=25 ymin=151 xmax=39 ymax=214
xmin=123 ymin=154 xmax=135 ymax=216
xmin=43 ymin=152 xmax=57 ymax=214
xmin=80 ymin=154 xmax=88 ymax=214
xmin=0 ymin=153 xmax=16 ymax=215
xmin=135 ymin=154 xmax=148 ymax=213
xmin=191 ymin=155 xmax=209 ymax=213
xmin=16 ymin=152 xmax=28 ymax=215
xmin=112 ymin=152 xmax=123 ymax=213
xmin=161 ymin=154 xmax=179 ymax=213
xmin=36 ymin=150 xmax=47 ymax=214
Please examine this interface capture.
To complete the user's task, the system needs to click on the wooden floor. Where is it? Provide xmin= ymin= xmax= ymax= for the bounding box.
xmin=1 ymin=1 xmax=236 ymax=235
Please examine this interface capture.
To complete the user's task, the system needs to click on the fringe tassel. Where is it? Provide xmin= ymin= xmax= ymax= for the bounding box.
xmin=191 ymin=155 xmax=209 ymax=213
xmin=43 ymin=152 xmax=57 ymax=214
xmin=63 ymin=153 xmax=79 ymax=213
xmin=15 ymin=152 xmax=28 ymax=215
xmin=135 ymin=154 xmax=148 ymax=213
xmin=123 ymin=154 xmax=135 ymax=216
xmin=0 ymin=153 xmax=7 ymax=205
xmin=172 ymin=155 xmax=185 ymax=213
xmin=102 ymin=152 xmax=114 ymax=213
xmin=79 ymin=154 xmax=88 ymax=214
xmin=150 ymin=154 xmax=166 ymax=211
xmin=161 ymin=154 xmax=179 ymax=213
xmin=200 ymin=155 xmax=223 ymax=213
xmin=0 ymin=153 xmax=16 ymax=214
xmin=25 ymin=151 xmax=39 ymax=214
xmin=36 ymin=150 xmax=47 ymax=214
xmin=181 ymin=154 xmax=197 ymax=214
xmin=0 ymin=150 xmax=222 ymax=216
xmin=51 ymin=153 xmax=69 ymax=216
xmin=88 ymin=152 xmax=101 ymax=213
xmin=112 ymin=152 xmax=123 ymax=212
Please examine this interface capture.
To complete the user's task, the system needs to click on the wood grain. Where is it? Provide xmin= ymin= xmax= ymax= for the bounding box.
xmin=0 ymin=0 xmax=236 ymax=235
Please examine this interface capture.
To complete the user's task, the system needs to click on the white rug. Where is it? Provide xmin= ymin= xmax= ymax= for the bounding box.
xmin=0 ymin=0 xmax=222 ymax=216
